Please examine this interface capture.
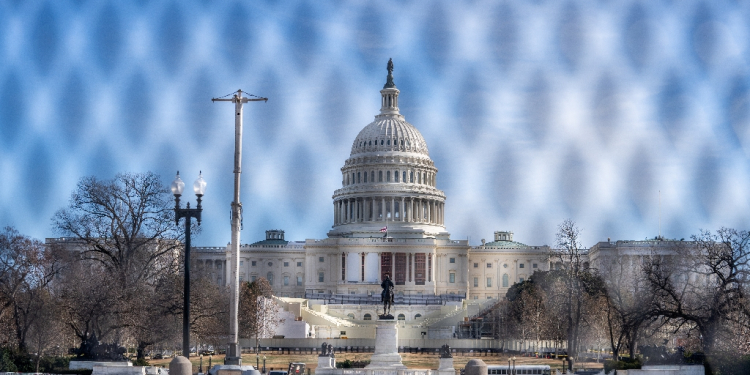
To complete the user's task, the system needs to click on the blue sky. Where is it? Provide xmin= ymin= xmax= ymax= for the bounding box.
xmin=2 ymin=0 xmax=750 ymax=247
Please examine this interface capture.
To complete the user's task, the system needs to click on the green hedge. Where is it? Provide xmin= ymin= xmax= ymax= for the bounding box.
xmin=604 ymin=358 xmax=642 ymax=373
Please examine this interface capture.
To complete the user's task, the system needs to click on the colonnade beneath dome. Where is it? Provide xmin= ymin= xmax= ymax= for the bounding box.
xmin=333 ymin=196 xmax=444 ymax=226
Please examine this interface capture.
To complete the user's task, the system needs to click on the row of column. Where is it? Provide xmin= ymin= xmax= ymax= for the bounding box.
xmin=333 ymin=196 xmax=444 ymax=226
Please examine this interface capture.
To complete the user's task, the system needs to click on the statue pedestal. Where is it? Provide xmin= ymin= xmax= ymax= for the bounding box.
xmin=317 ymin=356 xmax=335 ymax=369
xmin=438 ymin=358 xmax=455 ymax=375
xmin=366 ymin=319 xmax=406 ymax=370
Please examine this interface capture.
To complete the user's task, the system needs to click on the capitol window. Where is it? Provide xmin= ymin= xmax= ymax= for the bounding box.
xmin=387 ymin=140 xmax=390 ymax=145
xmin=449 ymin=258 xmax=455 ymax=263
xmin=284 ymin=276 xmax=289 ymax=286
xmin=473 ymin=277 xmax=478 ymax=287
xmin=473 ymin=263 xmax=478 ymax=268
xmin=387 ymin=171 xmax=391 ymax=182
xmin=487 ymin=278 xmax=492 ymax=287
xmin=395 ymin=171 xmax=399 ymax=182
xmin=267 ymin=272 xmax=274 ymax=284
xmin=319 ymin=256 xmax=324 ymax=262
xmin=379 ymin=171 xmax=383 ymax=182
xmin=251 ymin=261 xmax=256 ymax=266
xmin=487 ymin=263 xmax=492 ymax=268
xmin=533 ymin=263 xmax=537 ymax=268
xmin=449 ymin=273 xmax=455 ymax=283
xmin=364 ymin=314 xmax=372 ymax=320
xmin=371 ymin=171 xmax=375 ymax=182
xmin=357 ymin=172 xmax=361 ymax=183
xmin=364 ymin=173 xmax=367 ymax=183
xmin=410 ymin=171 xmax=414 ymax=183
xmin=268 ymin=262 xmax=273 ymax=267
xmin=402 ymin=171 xmax=406 ymax=182
xmin=381 ymin=140 xmax=384 ymax=145
xmin=297 ymin=261 xmax=302 ymax=267
xmin=297 ymin=275 xmax=303 ymax=285
xmin=519 ymin=263 xmax=525 ymax=268
xmin=318 ymin=272 xmax=325 ymax=282
xmin=284 ymin=262 xmax=289 ymax=267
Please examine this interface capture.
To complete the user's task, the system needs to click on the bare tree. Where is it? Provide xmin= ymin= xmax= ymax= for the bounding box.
xmin=643 ymin=228 xmax=750 ymax=355
xmin=0 ymin=227 xmax=60 ymax=353
xmin=598 ymin=249 xmax=656 ymax=360
xmin=239 ymin=278 xmax=282 ymax=350
xmin=53 ymin=172 xmax=184 ymax=288
xmin=553 ymin=219 xmax=587 ymax=369
xmin=52 ymin=172 xmax=186 ymax=356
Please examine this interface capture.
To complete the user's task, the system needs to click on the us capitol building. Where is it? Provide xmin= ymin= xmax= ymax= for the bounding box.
xmin=192 ymin=63 xmax=559 ymax=341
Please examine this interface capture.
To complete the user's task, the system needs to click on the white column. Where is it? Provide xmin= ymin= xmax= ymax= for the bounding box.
xmin=400 ymin=197 xmax=405 ymax=222
xmin=391 ymin=198 xmax=396 ymax=221
xmin=355 ymin=198 xmax=359 ymax=222
xmin=381 ymin=198 xmax=385 ymax=221
xmin=427 ymin=200 xmax=432 ymax=223
xmin=364 ymin=198 xmax=369 ymax=222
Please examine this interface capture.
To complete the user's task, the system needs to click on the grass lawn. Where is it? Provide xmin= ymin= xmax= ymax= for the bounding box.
xmin=149 ymin=352 xmax=604 ymax=374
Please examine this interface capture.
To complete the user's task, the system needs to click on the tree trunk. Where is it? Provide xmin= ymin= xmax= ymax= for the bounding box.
xmin=137 ymin=341 xmax=148 ymax=360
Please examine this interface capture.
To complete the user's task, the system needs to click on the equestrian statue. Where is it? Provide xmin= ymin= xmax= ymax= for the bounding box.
xmin=380 ymin=273 xmax=395 ymax=319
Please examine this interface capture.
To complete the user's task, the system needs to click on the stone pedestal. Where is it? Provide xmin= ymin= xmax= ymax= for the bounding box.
xmin=464 ymin=359 xmax=487 ymax=375
xmin=366 ymin=319 xmax=406 ymax=369
xmin=169 ymin=357 xmax=192 ymax=375
xmin=317 ymin=356 xmax=335 ymax=369
xmin=438 ymin=358 xmax=455 ymax=375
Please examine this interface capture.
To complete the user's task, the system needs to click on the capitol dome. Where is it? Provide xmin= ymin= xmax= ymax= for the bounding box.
xmin=329 ymin=60 xmax=447 ymax=239
xmin=350 ymin=116 xmax=429 ymax=157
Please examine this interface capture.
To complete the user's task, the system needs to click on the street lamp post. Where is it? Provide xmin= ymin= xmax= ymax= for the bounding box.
xmin=511 ymin=356 xmax=516 ymax=375
xmin=171 ymin=171 xmax=206 ymax=360
xmin=263 ymin=355 xmax=266 ymax=374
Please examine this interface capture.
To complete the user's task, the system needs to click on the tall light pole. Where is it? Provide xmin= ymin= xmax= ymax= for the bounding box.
xmin=171 ymin=171 xmax=206 ymax=359
xmin=212 ymin=90 xmax=267 ymax=365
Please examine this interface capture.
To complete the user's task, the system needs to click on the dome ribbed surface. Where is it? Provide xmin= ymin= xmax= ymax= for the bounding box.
xmin=350 ymin=117 xmax=429 ymax=156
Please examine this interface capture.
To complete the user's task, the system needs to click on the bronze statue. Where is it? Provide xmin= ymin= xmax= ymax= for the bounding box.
xmin=440 ymin=344 xmax=453 ymax=358
xmin=384 ymin=58 xmax=396 ymax=89
xmin=381 ymin=273 xmax=395 ymax=318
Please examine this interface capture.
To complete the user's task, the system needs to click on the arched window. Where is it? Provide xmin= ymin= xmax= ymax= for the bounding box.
xmin=502 ymin=274 xmax=509 ymax=288
xmin=371 ymin=171 xmax=375 ymax=182
xmin=364 ymin=172 xmax=367 ymax=183
xmin=387 ymin=171 xmax=391 ymax=182
xmin=397 ymin=314 xmax=405 ymax=321
xmin=357 ymin=172 xmax=361 ymax=183
xmin=379 ymin=171 xmax=383 ymax=182
xmin=410 ymin=172 xmax=414 ymax=183
xmin=364 ymin=314 xmax=372 ymax=321
xmin=394 ymin=171 xmax=399 ymax=182
xmin=414 ymin=313 xmax=422 ymax=319
xmin=403 ymin=171 xmax=407 ymax=182
xmin=267 ymin=272 xmax=274 ymax=285
xmin=347 ymin=313 xmax=355 ymax=319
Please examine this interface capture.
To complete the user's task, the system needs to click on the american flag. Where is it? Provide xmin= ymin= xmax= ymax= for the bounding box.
xmin=380 ymin=226 xmax=388 ymax=232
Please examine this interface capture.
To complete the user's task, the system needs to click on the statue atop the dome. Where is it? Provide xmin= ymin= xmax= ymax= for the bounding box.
xmin=384 ymin=58 xmax=396 ymax=89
